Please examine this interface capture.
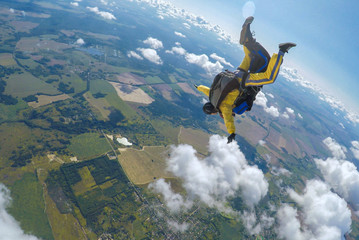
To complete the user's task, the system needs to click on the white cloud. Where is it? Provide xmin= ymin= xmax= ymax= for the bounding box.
xmin=9 ymin=8 xmax=15 ymax=13
xmin=323 ymin=137 xmax=347 ymax=159
xmin=266 ymin=93 xmax=274 ymax=98
xmin=278 ymin=180 xmax=351 ymax=240
xmin=271 ymin=167 xmax=291 ymax=176
xmin=315 ymin=138 xmax=359 ymax=212
xmin=286 ymin=107 xmax=295 ymax=115
xmin=277 ymin=204 xmax=312 ymax=240
xmin=137 ymin=48 xmax=162 ymax=65
xmin=241 ymin=211 xmax=275 ymax=235
xmin=163 ymin=135 xmax=268 ymax=210
xmin=351 ymin=141 xmax=359 ymax=160
xmin=174 ymin=31 xmax=186 ymax=38
xmin=70 ymin=2 xmax=79 ymax=6
xmin=280 ymin=67 xmax=359 ymax=125
xmin=283 ymin=107 xmax=295 ymax=119
xmin=185 ymin=53 xmax=223 ymax=75
xmin=254 ymin=92 xmax=280 ymax=118
xmin=282 ymin=112 xmax=290 ymax=119
xmin=86 ymin=6 xmax=116 ymax=20
xmin=149 ymin=179 xmax=192 ymax=213
xmin=127 ymin=51 xmax=143 ymax=60
xmin=165 ymin=44 xmax=223 ymax=75
xmin=210 ymin=53 xmax=234 ymax=68
xmin=0 ymin=184 xmax=39 ymax=240
xmin=132 ymin=0 xmax=234 ymax=42
xmin=315 ymin=158 xmax=359 ymax=211
xmin=183 ymin=22 xmax=191 ymax=29
xmin=298 ymin=113 xmax=303 ymax=119
xmin=75 ymin=38 xmax=85 ymax=45
xmin=143 ymin=37 xmax=163 ymax=49
xmin=165 ymin=46 xmax=186 ymax=55
xmin=100 ymin=0 xmax=108 ymax=5
xmin=166 ymin=220 xmax=189 ymax=233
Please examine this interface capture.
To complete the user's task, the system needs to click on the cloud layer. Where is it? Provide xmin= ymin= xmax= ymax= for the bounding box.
xmin=0 ymin=184 xmax=39 ymax=240
xmin=151 ymin=135 xmax=268 ymax=213
xmin=86 ymin=6 xmax=116 ymax=20
xmin=315 ymin=137 xmax=359 ymax=212
xmin=278 ymin=180 xmax=351 ymax=240
xmin=254 ymin=92 xmax=280 ymax=117
xmin=143 ymin=37 xmax=163 ymax=49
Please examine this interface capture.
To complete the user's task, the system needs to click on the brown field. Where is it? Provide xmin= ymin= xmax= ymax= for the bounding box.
xmin=116 ymin=72 xmax=146 ymax=85
xmin=152 ymin=84 xmax=176 ymax=101
xmin=177 ymin=82 xmax=201 ymax=96
xmin=28 ymin=94 xmax=70 ymax=108
xmin=109 ymin=82 xmax=154 ymax=104
xmin=117 ymin=146 xmax=173 ymax=185
xmin=0 ymin=53 xmax=16 ymax=66
xmin=43 ymin=186 xmax=87 ymax=240
xmin=60 ymin=30 xmax=75 ymax=37
xmin=10 ymin=21 xmax=39 ymax=32
xmin=236 ymin=117 xmax=268 ymax=145
xmin=178 ymin=127 xmax=210 ymax=155
xmin=47 ymin=59 xmax=67 ymax=66
xmin=16 ymin=37 xmax=71 ymax=53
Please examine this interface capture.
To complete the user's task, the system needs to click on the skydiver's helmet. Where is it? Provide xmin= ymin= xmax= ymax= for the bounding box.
xmin=203 ymin=102 xmax=218 ymax=115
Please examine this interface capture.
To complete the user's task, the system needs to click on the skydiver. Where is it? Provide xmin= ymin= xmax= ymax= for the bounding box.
xmin=195 ymin=16 xmax=296 ymax=143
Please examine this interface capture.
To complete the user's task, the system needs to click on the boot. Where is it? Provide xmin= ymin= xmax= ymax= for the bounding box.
xmin=239 ymin=16 xmax=254 ymax=45
xmin=279 ymin=42 xmax=296 ymax=53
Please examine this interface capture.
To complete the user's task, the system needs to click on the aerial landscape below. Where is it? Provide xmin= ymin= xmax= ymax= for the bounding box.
xmin=0 ymin=0 xmax=359 ymax=240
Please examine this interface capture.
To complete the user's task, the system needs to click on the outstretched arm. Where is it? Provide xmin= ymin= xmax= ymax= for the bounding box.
xmin=220 ymin=104 xmax=235 ymax=135
xmin=196 ymin=85 xmax=210 ymax=97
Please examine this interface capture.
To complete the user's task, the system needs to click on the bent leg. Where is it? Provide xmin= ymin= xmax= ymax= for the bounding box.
xmin=244 ymin=52 xmax=284 ymax=87
xmin=237 ymin=45 xmax=252 ymax=72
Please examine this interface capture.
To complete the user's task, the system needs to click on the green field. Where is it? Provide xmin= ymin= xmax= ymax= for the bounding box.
xmin=4 ymin=71 xmax=59 ymax=98
xmin=145 ymin=75 xmax=164 ymax=84
xmin=8 ymin=173 xmax=54 ymax=240
xmin=68 ymin=132 xmax=112 ymax=160
xmin=89 ymin=79 xmax=138 ymax=119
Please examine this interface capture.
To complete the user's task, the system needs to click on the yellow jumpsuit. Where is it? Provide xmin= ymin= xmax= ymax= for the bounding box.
xmin=197 ymin=52 xmax=283 ymax=134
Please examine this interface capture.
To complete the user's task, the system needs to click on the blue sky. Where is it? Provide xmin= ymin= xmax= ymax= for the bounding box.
xmin=167 ymin=0 xmax=359 ymax=114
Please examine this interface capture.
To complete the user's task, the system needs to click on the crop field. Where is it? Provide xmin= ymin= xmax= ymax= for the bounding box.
xmin=16 ymin=37 xmax=70 ymax=53
xmin=116 ymin=72 xmax=146 ymax=85
xmin=144 ymin=75 xmax=164 ymax=84
xmin=28 ymin=94 xmax=70 ymax=108
xmin=178 ymin=127 xmax=210 ymax=156
xmin=9 ymin=20 xmax=39 ymax=32
xmin=89 ymin=79 xmax=138 ymax=119
xmin=43 ymin=186 xmax=87 ymax=240
xmin=150 ymin=119 xmax=180 ymax=144
xmin=4 ymin=71 xmax=59 ymax=98
xmin=72 ymin=166 xmax=98 ymax=196
xmin=83 ymin=92 xmax=111 ymax=120
xmin=109 ymin=82 xmax=155 ymax=104
xmin=235 ymin=116 xmax=268 ymax=145
xmin=8 ymin=173 xmax=54 ymax=240
xmin=68 ymin=132 xmax=112 ymax=160
xmin=0 ymin=101 xmax=28 ymax=123
xmin=117 ymin=146 xmax=173 ymax=185
xmin=46 ymin=156 xmax=142 ymax=237
xmin=177 ymin=82 xmax=200 ymax=96
xmin=0 ymin=53 xmax=16 ymax=66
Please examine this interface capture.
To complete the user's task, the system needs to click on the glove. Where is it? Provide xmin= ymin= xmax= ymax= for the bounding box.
xmin=227 ymin=133 xmax=236 ymax=143
xmin=194 ymin=84 xmax=198 ymax=89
